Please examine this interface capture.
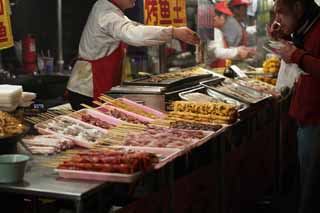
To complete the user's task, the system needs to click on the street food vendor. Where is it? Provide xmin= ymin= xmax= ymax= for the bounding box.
xmin=206 ymin=1 xmax=254 ymax=68
xmin=67 ymin=0 xmax=200 ymax=110
xmin=222 ymin=0 xmax=251 ymax=47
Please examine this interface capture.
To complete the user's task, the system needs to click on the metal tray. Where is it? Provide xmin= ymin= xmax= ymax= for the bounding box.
xmin=178 ymin=86 xmax=248 ymax=112
xmin=123 ymin=73 xmax=213 ymax=87
xmin=200 ymin=78 xmax=272 ymax=104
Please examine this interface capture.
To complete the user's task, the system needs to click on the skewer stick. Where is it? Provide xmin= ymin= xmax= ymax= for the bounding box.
xmin=81 ymin=103 xmax=94 ymax=109
xmin=100 ymin=95 xmax=115 ymax=101
xmin=98 ymin=96 xmax=115 ymax=104
xmin=92 ymin=100 xmax=103 ymax=106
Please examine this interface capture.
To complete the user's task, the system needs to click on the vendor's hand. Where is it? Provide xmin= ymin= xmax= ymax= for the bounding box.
xmin=247 ymin=47 xmax=257 ymax=57
xmin=173 ymin=27 xmax=200 ymax=45
xmin=275 ymin=40 xmax=297 ymax=63
xmin=237 ymin=46 xmax=250 ymax=59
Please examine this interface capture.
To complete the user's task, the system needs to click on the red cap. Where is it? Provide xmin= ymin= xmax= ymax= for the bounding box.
xmin=215 ymin=2 xmax=233 ymax=16
xmin=230 ymin=0 xmax=251 ymax=7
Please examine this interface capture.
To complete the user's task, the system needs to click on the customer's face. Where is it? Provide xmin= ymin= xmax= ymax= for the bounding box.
xmin=274 ymin=1 xmax=303 ymax=35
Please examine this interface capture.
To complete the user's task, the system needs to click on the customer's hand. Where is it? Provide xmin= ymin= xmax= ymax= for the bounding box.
xmin=275 ymin=40 xmax=297 ymax=63
xmin=237 ymin=46 xmax=250 ymax=59
xmin=173 ymin=27 xmax=200 ymax=45
xmin=266 ymin=21 xmax=283 ymax=40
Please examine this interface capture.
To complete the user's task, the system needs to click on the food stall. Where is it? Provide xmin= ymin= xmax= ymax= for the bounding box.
xmin=0 ymin=0 xmax=294 ymax=213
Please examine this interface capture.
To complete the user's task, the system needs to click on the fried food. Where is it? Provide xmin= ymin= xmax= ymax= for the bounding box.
xmin=169 ymin=101 xmax=238 ymax=124
xmin=0 ymin=111 xmax=26 ymax=137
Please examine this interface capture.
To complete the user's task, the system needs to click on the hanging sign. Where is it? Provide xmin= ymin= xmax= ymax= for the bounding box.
xmin=0 ymin=0 xmax=13 ymax=50
xmin=144 ymin=0 xmax=187 ymax=27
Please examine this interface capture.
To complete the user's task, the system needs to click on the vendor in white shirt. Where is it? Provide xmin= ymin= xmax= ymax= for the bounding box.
xmin=67 ymin=0 xmax=200 ymax=110
xmin=206 ymin=1 xmax=253 ymax=68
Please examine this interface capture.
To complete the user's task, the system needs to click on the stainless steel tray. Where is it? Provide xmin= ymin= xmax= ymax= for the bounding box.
xmin=178 ymin=86 xmax=248 ymax=111
xmin=200 ymin=78 xmax=272 ymax=104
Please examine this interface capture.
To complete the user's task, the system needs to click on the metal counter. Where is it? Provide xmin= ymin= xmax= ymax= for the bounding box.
xmin=0 ymin=158 xmax=111 ymax=213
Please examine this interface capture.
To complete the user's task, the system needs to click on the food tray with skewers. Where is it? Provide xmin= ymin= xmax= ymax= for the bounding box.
xmin=97 ymin=104 xmax=153 ymax=125
xmin=178 ymin=86 xmax=248 ymax=112
xmin=116 ymin=97 xmax=166 ymax=118
xmin=123 ymin=69 xmax=212 ymax=87
xmin=54 ymin=147 xmax=177 ymax=182
xmin=68 ymin=109 xmax=124 ymax=130
xmin=109 ymin=146 xmax=182 ymax=169
xmin=34 ymin=115 xmax=108 ymax=148
xmin=120 ymin=126 xmax=215 ymax=151
xmin=200 ymin=78 xmax=272 ymax=104
xmin=234 ymin=78 xmax=280 ymax=97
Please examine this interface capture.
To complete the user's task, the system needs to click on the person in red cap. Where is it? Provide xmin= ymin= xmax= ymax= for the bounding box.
xmin=206 ymin=1 xmax=254 ymax=68
xmin=222 ymin=0 xmax=251 ymax=47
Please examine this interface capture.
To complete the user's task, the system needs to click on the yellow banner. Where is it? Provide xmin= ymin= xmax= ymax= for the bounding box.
xmin=0 ymin=0 xmax=13 ymax=50
xmin=144 ymin=0 xmax=186 ymax=27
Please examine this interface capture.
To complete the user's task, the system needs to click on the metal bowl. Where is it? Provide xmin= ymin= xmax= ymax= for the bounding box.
xmin=0 ymin=154 xmax=30 ymax=183
xmin=0 ymin=124 xmax=30 ymax=155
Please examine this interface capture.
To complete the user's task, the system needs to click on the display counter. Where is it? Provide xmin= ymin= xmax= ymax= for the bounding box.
xmin=0 ymin=67 xmax=285 ymax=213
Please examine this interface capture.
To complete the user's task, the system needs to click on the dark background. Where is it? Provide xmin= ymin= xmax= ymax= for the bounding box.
xmin=2 ymin=0 xmax=144 ymax=71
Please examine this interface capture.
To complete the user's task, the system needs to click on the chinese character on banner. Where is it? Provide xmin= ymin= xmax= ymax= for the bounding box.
xmin=145 ymin=0 xmax=158 ymax=25
xmin=144 ymin=0 xmax=186 ymax=27
xmin=0 ymin=0 xmax=13 ymax=50
xmin=0 ymin=0 xmax=4 ymax=15
xmin=0 ymin=22 xmax=7 ymax=42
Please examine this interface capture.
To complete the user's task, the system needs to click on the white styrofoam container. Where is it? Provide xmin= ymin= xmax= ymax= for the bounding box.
xmin=0 ymin=85 xmax=23 ymax=105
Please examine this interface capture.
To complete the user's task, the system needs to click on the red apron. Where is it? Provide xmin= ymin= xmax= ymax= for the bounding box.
xmin=83 ymin=43 xmax=125 ymax=100
xmin=241 ymin=27 xmax=249 ymax=46
xmin=210 ymin=37 xmax=228 ymax=68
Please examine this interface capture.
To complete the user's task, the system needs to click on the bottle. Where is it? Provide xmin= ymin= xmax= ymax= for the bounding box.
xmin=22 ymin=34 xmax=37 ymax=74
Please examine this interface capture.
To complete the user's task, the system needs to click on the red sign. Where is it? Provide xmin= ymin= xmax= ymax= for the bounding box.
xmin=0 ymin=0 xmax=13 ymax=49
xmin=144 ymin=0 xmax=187 ymax=27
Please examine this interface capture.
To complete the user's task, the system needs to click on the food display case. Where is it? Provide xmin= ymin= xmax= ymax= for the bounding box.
xmin=178 ymin=86 xmax=248 ymax=112
xmin=200 ymin=78 xmax=272 ymax=105
xmin=108 ymin=68 xmax=218 ymax=111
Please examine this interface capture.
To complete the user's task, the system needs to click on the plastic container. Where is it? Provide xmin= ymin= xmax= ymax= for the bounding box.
xmin=111 ymin=146 xmax=182 ymax=169
xmin=0 ymin=85 xmax=23 ymax=105
xmin=98 ymin=105 xmax=153 ymax=123
xmin=0 ymin=154 xmax=30 ymax=183
xmin=117 ymin=98 xmax=166 ymax=118
xmin=68 ymin=109 xmax=124 ymax=127
xmin=55 ymin=169 xmax=141 ymax=183
xmin=35 ymin=116 xmax=108 ymax=148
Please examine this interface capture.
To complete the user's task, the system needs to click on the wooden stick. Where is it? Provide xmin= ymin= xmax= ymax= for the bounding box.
xmin=81 ymin=103 xmax=94 ymax=109
xmin=98 ymin=96 xmax=114 ymax=104
xmin=92 ymin=100 xmax=103 ymax=106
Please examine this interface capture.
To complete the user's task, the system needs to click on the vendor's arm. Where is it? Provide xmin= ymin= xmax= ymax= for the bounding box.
xmin=206 ymin=29 xmax=238 ymax=60
xmin=101 ymin=12 xmax=199 ymax=46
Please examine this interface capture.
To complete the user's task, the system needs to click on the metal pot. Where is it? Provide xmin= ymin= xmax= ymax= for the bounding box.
xmin=0 ymin=125 xmax=29 ymax=155
xmin=0 ymin=154 xmax=30 ymax=183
